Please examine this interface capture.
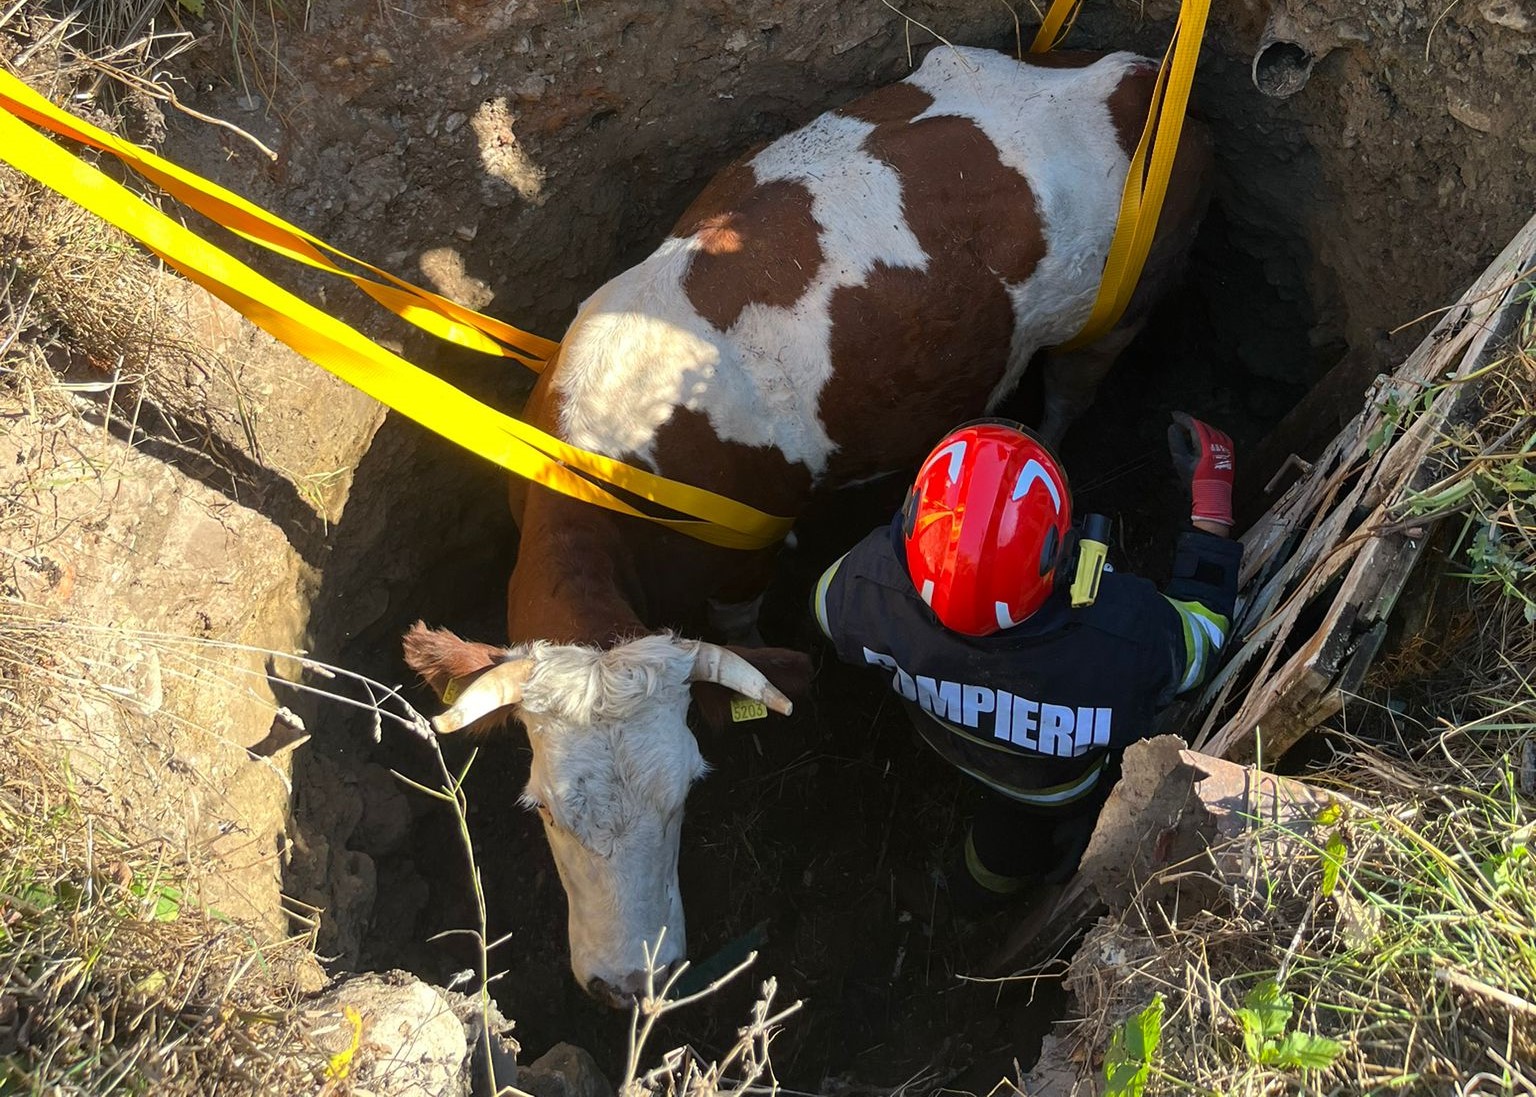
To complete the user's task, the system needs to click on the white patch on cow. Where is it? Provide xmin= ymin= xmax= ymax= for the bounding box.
xmin=904 ymin=47 xmax=1146 ymax=409
xmin=506 ymin=634 xmax=709 ymax=996
xmin=555 ymin=112 xmax=925 ymax=477
xmin=553 ymin=46 xmax=1146 ymax=484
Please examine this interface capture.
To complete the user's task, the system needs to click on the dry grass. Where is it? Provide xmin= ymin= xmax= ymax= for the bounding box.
xmin=0 ymin=161 xmax=169 ymax=410
xmin=619 ymin=933 xmax=803 ymax=1097
xmin=0 ymin=0 xmax=290 ymax=424
xmin=1069 ymin=726 xmax=1536 ymax=1095
xmin=1063 ymin=300 xmax=1536 ymax=1096
xmin=0 ymin=24 xmax=280 ymax=527
xmin=5 ymin=0 xmax=285 ymax=110
xmin=0 ymin=602 xmax=327 ymax=1096
xmin=0 ymin=21 xmax=327 ymax=1084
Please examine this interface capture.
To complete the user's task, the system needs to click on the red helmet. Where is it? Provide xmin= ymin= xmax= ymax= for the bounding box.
xmin=901 ymin=421 xmax=1072 ymax=636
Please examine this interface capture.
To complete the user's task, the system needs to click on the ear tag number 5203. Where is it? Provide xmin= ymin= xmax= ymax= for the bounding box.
xmin=730 ymin=697 xmax=769 ymax=722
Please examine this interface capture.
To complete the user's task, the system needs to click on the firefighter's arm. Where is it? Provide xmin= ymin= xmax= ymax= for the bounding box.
xmin=1161 ymin=530 xmax=1243 ymax=693
xmin=811 ymin=552 xmax=850 ymax=644
xmin=1161 ymin=412 xmax=1243 ymax=693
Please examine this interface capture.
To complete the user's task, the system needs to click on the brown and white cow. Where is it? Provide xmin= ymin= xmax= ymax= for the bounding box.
xmin=406 ymin=46 xmax=1211 ymax=1006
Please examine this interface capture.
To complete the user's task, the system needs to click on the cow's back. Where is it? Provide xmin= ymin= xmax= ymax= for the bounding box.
xmin=538 ymin=48 xmax=1160 ymax=515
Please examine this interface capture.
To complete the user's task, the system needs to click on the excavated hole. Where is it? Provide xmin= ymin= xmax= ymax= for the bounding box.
xmin=290 ymin=50 xmax=1344 ymax=1093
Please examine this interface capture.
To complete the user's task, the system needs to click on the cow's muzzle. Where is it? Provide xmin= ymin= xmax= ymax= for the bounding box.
xmin=585 ymin=961 xmax=682 ymax=1010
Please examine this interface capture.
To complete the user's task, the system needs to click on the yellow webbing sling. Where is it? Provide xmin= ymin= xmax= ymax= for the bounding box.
xmin=1029 ymin=0 xmax=1210 ymax=350
xmin=0 ymin=71 xmax=793 ymax=550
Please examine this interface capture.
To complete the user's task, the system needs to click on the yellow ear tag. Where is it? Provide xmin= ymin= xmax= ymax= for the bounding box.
xmin=730 ymin=697 xmax=769 ymax=723
xmin=441 ymin=677 xmax=464 ymax=705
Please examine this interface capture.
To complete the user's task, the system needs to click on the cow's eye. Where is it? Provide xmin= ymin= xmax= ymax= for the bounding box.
xmin=535 ymin=803 xmax=556 ymax=827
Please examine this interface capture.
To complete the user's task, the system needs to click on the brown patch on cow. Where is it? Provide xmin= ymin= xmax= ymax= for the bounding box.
xmin=692 ymin=213 xmax=743 ymax=256
xmin=813 ymin=112 xmax=1048 ymax=480
xmin=669 ymin=152 xmax=823 ymax=332
xmin=1018 ymin=49 xmax=1111 ymax=69
xmin=818 ymin=265 xmax=1023 ymax=482
xmin=836 ymin=81 xmax=934 ymax=126
xmin=506 ymin=409 xmax=804 ymax=650
xmin=671 ymin=155 xmax=758 ymax=238
xmin=1105 ymin=61 xmax=1159 ymax=158
xmin=648 ymin=404 xmax=813 ymax=520
xmin=877 ymin=112 xmax=1045 ymax=284
xmin=679 ymin=179 xmax=822 ymax=331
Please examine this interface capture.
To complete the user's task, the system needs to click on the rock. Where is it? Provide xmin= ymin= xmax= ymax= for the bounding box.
xmin=1077 ymin=736 xmax=1336 ymax=913
xmin=304 ymin=972 xmax=471 ymax=1097
xmin=416 ymin=248 xmax=496 ymax=313
xmin=520 ymin=1043 xmax=614 ymax=1097
xmin=1445 ymin=90 xmax=1496 ymax=133
xmin=1018 ymin=1032 xmax=1086 ymax=1096
xmin=1480 ymin=0 xmax=1534 ymax=31
xmin=441 ymin=988 xmax=520 ymax=1097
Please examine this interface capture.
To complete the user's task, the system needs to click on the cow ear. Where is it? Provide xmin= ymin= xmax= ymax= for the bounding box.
xmin=402 ymin=621 xmax=518 ymax=735
xmin=403 ymin=621 xmax=502 ymax=700
xmin=690 ymin=646 xmax=813 ymax=733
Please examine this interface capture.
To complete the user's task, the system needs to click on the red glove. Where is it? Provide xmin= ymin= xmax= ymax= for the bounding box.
xmin=1167 ymin=412 xmax=1235 ymax=528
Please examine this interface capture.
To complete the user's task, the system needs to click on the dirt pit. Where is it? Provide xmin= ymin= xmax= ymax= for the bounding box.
xmin=307 ymin=203 xmax=1319 ymax=1091
xmin=20 ymin=0 xmax=1530 ymax=1088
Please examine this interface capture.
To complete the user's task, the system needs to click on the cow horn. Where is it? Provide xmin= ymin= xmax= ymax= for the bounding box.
xmin=689 ymin=643 xmax=793 ymax=716
xmin=434 ymin=659 xmax=532 ymax=734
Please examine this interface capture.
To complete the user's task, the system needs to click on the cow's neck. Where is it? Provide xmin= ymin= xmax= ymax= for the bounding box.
xmin=510 ymin=366 xmax=791 ymax=647
xmin=506 ymin=494 xmax=649 ymax=648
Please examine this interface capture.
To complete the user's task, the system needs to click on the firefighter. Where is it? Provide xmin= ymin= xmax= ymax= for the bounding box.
xmin=812 ymin=413 xmax=1242 ymax=906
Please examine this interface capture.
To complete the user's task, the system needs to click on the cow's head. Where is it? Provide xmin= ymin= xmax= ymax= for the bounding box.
xmin=403 ymin=623 xmax=808 ymax=1007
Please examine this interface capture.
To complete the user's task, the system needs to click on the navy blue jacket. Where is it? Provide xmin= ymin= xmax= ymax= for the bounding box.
xmin=814 ymin=518 xmax=1241 ymax=807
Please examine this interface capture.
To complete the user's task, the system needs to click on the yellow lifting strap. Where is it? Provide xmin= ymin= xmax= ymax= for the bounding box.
xmin=0 ymin=70 xmax=556 ymax=369
xmin=0 ymin=85 xmax=794 ymax=551
xmin=1029 ymin=0 xmax=1210 ymax=351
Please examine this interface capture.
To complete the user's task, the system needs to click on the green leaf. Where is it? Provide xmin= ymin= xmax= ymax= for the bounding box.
xmin=1271 ymin=1031 xmax=1343 ymax=1069
xmin=1105 ymin=995 xmax=1164 ymax=1097
xmin=129 ymin=880 xmax=183 ymax=921
xmin=1236 ymin=1009 xmax=1266 ymax=1062
xmin=1321 ymin=831 xmax=1347 ymax=897
xmin=1482 ymin=845 xmax=1530 ymax=893
xmin=177 ymin=0 xmax=206 ymax=14
xmin=151 ymin=885 xmax=182 ymax=921
xmin=1314 ymin=803 xmax=1342 ymax=826
xmin=1104 ymin=1059 xmax=1150 ymax=1097
xmin=18 ymin=883 xmax=57 ymax=911
xmin=1129 ymin=994 xmax=1164 ymax=1060
xmin=1240 ymin=979 xmax=1293 ymax=1041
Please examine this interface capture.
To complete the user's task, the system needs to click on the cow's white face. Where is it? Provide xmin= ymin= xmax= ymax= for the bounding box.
xmin=421 ymin=632 xmax=791 ymax=1007
xmin=514 ymin=637 xmax=705 ymax=1005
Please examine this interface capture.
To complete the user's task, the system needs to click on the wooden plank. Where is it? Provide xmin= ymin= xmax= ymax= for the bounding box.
xmin=1191 ymin=211 xmax=1536 ymax=764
